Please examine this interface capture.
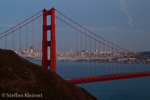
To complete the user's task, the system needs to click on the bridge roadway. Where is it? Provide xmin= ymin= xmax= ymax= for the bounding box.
xmin=66 ymin=72 xmax=150 ymax=84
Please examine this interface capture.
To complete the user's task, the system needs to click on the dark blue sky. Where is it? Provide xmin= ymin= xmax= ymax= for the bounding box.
xmin=0 ymin=0 xmax=150 ymax=51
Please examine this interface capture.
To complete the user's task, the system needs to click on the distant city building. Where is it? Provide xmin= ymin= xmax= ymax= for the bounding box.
xmin=30 ymin=46 xmax=33 ymax=49
xmin=103 ymin=50 xmax=106 ymax=54
xmin=107 ymin=50 xmax=111 ymax=54
xmin=95 ymin=50 xmax=97 ymax=53
xmin=30 ymin=49 xmax=33 ymax=53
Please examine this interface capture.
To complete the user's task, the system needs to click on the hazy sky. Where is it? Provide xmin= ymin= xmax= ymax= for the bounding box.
xmin=0 ymin=0 xmax=150 ymax=51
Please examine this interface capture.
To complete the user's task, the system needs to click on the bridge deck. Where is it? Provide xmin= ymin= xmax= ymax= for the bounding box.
xmin=66 ymin=72 xmax=150 ymax=84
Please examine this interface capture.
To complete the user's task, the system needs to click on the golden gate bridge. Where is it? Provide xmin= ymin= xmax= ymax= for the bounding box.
xmin=0 ymin=7 xmax=150 ymax=84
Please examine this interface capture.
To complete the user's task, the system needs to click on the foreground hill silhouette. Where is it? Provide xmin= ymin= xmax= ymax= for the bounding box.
xmin=0 ymin=49 xmax=97 ymax=100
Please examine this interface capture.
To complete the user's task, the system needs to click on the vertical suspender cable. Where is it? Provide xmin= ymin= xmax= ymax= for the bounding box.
xmin=119 ymin=49 xmax=121 ymax=74
xmin=26 ymin=24 xmax=28 ymax=49
xmin=90 ymin=32 xmax=92 ymax=76
xmin=85 ymin=29 xmax=87 ymax=77
xmin=32 ymin=17 xmax=33 ymax=50
xmin=13 ymin=30 xmax=14 ymax=50
xmin=116 ymin=46 xmax=117 ymax=74
xmin=108 ymin=42 xmax=109 ymax=75
xmin=19 ymin=25 xmax=21 ymax=50
xmin=5 ymin=32 xmax=7 ymax=49
xmin=103 ymin=40 xmax=105 ymax=75
xmin=99 ymin=37 xmax=100 ymax=75
xmin=95 ymin=35 xmax=96 ymax=76
xmin=63 ymin=19 xmax=65 ymax=78
xmin=61 ymin=20 xmax=62 ymax=77
xmin=112 ymin=44 xmax=113 ymax=74
xmin=38 ymin=15 xmax=40 ymax=65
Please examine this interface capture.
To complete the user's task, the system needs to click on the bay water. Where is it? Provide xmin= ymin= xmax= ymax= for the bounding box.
xmin=31 ymin=60 xmax=150 ymax=100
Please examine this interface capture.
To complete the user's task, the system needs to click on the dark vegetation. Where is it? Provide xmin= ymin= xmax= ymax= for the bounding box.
xmin=137 ymin=51 xmax=150 ymax=59
xmin=0 ymin=49 xmax=97 ymax=100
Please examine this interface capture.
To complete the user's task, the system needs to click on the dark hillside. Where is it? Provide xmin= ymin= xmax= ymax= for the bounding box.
xmin=137 ymin=51 xmax=150 ymax=59
xmin=0 ymin=49 xmax=97 ymax=100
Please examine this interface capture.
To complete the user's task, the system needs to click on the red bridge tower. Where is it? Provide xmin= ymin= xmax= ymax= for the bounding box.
xmin=42 ymin=7 xmax=56 ymax=72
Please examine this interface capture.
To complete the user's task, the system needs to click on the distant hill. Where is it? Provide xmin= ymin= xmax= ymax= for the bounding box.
xmin=0 ymin=49 xmax=97 ymax=100
xmin=137 ymin=51 xmax=150 ymax=59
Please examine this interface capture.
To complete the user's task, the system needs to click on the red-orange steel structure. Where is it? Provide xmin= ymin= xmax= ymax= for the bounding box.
xmin=42 ymin=7 xmax=56 ymax=72
xmin=1 ymin=7 xmax=150 ymax=85
xmin=67 ymin=72 xmax=150 ymax=85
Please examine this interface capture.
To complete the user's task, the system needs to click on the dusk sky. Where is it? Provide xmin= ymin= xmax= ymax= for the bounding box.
xmin=0 ymin=0 xmax=150 ymax=51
